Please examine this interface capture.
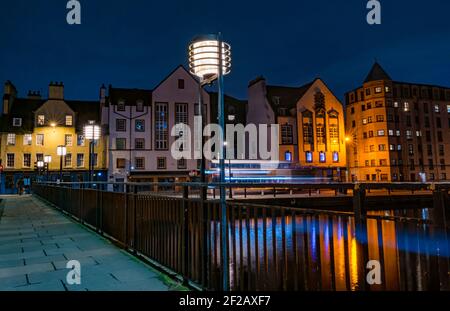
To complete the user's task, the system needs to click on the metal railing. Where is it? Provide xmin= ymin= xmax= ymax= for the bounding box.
xmin=32 ymin=182 xmax=450 ymax=291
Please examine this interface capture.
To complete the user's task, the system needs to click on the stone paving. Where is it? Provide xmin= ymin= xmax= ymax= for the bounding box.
xmin=0 ymin=195 xmax=184 ymax=291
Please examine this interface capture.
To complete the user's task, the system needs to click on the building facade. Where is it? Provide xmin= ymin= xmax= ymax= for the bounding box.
xmin=0 ymin=81 xmax=107 ymax=194
xmin=247 ymin=77 xmax=347 ymax=180
xmin=345 ymin=62 xmax=450 ymax=182
xmin=103 ymin=65 xmax=211 ymax=185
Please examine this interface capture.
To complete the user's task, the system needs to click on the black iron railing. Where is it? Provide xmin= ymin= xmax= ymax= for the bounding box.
xmin=32 ymin=182 xmax=450 ymax=291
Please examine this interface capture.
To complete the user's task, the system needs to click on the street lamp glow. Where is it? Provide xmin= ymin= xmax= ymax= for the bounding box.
xmin=83 ymin=123 xmax=101 ymax=140
xmin=44 ymin=155 xmax=52 ymax=164
xmin=57 ymin=145 xmax=67 ymax=156
xmin=50 ymin=122 xmax=56 ymax=127
xmin=188 ymin=35 xmax=231 ymax=80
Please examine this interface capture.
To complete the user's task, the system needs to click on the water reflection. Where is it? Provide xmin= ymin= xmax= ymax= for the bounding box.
xmin=211 ymin=208 xmax=446 ymax=291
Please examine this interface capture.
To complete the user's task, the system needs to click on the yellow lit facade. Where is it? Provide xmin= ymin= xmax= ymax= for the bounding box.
xmin=0 ymin=81 xmax=107 ymax=193
xmin=346 ymin=63 xmax=450 ymax=182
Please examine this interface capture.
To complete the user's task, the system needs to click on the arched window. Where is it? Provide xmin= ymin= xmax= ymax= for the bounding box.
xmin=328 ymin=109 xmax=339 ymax=145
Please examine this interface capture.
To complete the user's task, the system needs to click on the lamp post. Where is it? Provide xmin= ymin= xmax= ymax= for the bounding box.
xmin=83 ymin=122 xmax=101 ymax=184
xmin=44 ymin=155 xmax=52 ymax=181
xmin=189 ymin=33 xmax=232 ymax=291
xmin=57 ymin=145 xmax=67 ymax=182
xmin=37 ymin=160 xmax=44 ymax=176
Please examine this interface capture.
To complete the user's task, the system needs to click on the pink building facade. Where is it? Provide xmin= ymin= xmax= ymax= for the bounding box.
xmin=101 ymin=66 xmax=210 ymax=185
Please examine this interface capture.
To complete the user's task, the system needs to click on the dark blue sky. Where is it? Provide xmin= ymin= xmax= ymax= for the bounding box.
xmin=1 ymin=0 xmax=450 ymax=102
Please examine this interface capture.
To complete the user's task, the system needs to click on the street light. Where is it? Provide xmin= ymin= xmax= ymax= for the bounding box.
xmin=84 ymin=122 xmax=101 ymax=183
xmin=189 ymin=33 xmax=232 ymax=291
xmin=44 ymin=155 xmax=52 ymax=181
xmin=57 ymin=145 xmax=67 ymax=182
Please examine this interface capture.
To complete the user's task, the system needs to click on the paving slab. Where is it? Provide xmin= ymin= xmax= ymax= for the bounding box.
xmin=0 ymin=195 xmax=183 ymax=291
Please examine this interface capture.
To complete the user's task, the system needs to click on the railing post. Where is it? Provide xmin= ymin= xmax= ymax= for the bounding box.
xmin=182 ymin=185 xmax=190 ymax=285
xmin=429 ymin=184 xmax=449 ymax=290
xmin=353 ymin=183 xmax=369 ymax=291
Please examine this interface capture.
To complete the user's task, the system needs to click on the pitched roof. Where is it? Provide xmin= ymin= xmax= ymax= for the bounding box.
xmin=266 ymin=80 xmax=315 ymax=110
xmin=364 ymin=62 xmax=392 ymax=83
xmin=65 ymin=100 xmax=101 ymax=131
xmin=1 ymin=98 xmax=46 ymax=133
xmin=108 ymin=87 xmax=152 ymax=107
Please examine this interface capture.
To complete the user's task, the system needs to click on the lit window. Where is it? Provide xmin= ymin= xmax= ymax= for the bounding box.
xmin=23 ymin=154 xmax=31 ymax=168
xmin=385 ymin=86 xmax=391 ymax=93
xmin=65 ymin=115 xmax=73 ymax=126
xmin=396 ymin=130 xmax=401 ymax=137
xmin=281 ymin=124 xmax=293 ymax=144
xmin=377 ymin=130 xmax=385 ymax=136
xmin=319 ymin=152 xmax=326 ymax=163
xmin=367 ymin=117 xmax=373 ymax=123
xmin=362 ymin=118 xmax=368 ymax=125
xmin=135 ymin=119 xmax=145 ymax=132
xmin=333 ymin=152 xmax=339 ymax=163
xmin=36 ymin=134 xmax=44 ymax=146
xmin=389 ymin=145 xmax=395 ymax=151
xmin=404 ymin=102 xmax=410 ymax=112
xmin=13 ymin=118 xmax=22 ymax=127
xmin=434 ymin=105 xmax=440 ymax=113
xmin=77 ymin=154 xmax=84 ymax=167
xmin=306 ymin=152 xmax=313 ymax=163
xmin=375 ymin=87 xmax=382 ymax=94
xmin=7 ymin=134 xmax=16 ymax=145
xmin=6 ymin=153 xmax=15 ymax=167
xmin=406 ymin=130 xmax=412 ymax=140
xmin=285 ymin=151 xmax=292 ymax=162
xmin=447 ymin=105 xmax=450 ymax=113
xmin=23 ymin=134 xmax=32 ymax=146
xmin=77 ymin=135 xmax=85 ymax=146
xmin=388 ymin=130 xmax=394 ymax=136
xmin=394 ymin=102 xmax=399 ymax=108
xmin=37 ymin=115 xmax=45 ymax=126
xmin=416 ymin=131 xmax=422 ymax=137
xmin=228 ymin=115 xmax=236 ymax=121
xmin=397 ymin=145 xmax=402 ymax=151
xmin=65 ymin=134 xmax=73 ymax=146
xmin=64 ymin=154 xmax=72 ymax=167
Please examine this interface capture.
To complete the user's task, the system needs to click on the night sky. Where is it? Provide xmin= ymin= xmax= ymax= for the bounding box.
xmin=1 ymin=0 xmax=450 ymax=104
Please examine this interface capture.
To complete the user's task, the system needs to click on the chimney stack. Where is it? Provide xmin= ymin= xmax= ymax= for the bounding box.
xmin=3 ymin=80 xmax=17 ymax=115
xmin=49 ymin=81 xmax=64 ymax=100
xmin=27 ymin=90 xmax=42 ymax=100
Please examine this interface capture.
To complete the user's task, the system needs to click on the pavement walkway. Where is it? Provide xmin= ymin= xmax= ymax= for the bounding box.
xmin=0 ymin=195 xmax=185 ymax=291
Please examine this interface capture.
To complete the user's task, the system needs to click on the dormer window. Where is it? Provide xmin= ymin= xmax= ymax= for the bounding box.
xmin=65 ymin=115 xmax=73 ymax=126
xmin=272 ymin=96 xmax=280 ymax=105
xmin=37 ymin=115 xmax=45 ymax=126
xmin=136 ymin=100 xmax=144 ymax=112
xmin=13 ymin=118 xmax=22 ymax=127
xmin=118 ymin=100 xmax=125 ymax=111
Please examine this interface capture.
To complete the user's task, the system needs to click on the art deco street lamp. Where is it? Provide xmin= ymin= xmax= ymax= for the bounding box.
xmin=57 ymin=145 xmax=67 ymax=182
xmin=44 ymin=155 xmax=52 ymax=181
xmin=189 ymin=33 xmax=232 ymax=291
xmin=83 ymin=122 xmax=101 ymax=183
